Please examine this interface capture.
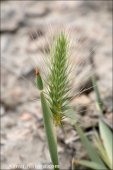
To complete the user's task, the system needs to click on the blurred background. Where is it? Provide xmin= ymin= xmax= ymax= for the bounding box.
xmin=1 ymin=1 xmax=112 ymax=170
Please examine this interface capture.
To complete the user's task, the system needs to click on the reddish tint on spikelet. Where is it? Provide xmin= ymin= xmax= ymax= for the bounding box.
xmin=35 ymin=68 xmax=39 ymax=76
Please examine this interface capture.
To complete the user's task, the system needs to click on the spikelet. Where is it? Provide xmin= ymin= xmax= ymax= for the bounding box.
xmin=47 ymin=32 xmax=71 ymax=126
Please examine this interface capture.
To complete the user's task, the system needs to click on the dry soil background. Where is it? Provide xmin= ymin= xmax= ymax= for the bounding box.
xmin=1 ymin=1 xmax=112 ymax=170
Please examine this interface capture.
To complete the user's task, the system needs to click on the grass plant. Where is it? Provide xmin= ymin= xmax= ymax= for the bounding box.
xmin=36 ymin=32 xmax=112 ymax=170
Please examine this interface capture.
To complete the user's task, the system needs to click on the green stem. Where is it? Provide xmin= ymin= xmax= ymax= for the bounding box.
xmin=40 ymin=91 xmax=59 ymax=170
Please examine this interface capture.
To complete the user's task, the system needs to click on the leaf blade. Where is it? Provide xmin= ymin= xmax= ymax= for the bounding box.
xmin=75 ymin=160 xmax=107 ymax=170
xmin=40 ymin=92 xmax=59 ymax=170
xmin=74 ymin=123 xmax=106 ymax=168
xmin=99 ymin=120 xmax=113 ymax=169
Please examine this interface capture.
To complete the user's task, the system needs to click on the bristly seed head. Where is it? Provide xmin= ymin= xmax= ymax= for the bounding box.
xmin=47 ymin=32 xmax=71 ymax=126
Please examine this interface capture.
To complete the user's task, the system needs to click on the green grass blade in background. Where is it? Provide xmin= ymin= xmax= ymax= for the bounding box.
xmin=91 ymin=75 xmax=104 ymax=115
xmin=40 ymin=92 xmax=59 ymax=170
xmin=94 ymin=131 xmax=111 ymax=169
xmin=74 ymin=123 xmax=106 ymax=168
xmin=99 ymin=120 xmax=113 ymax=169
xmin=74 ymin=160 xmax=107 ymax=170
xmin=92 ymin=75 xmax=112 ymax=169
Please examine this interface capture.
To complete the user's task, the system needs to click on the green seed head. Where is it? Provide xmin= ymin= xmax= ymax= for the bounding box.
xmin=47 ymin=32 xmax=71 ymax=126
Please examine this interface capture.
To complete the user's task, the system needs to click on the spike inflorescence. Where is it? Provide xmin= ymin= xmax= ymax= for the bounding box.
xmin=47 ymin=32 xmax=71 ymax=125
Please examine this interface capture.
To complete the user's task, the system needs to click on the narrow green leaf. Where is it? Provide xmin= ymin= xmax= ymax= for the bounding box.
xmin=99 ymin=120 xmax=113 ymax=169
xmin=75 ymin=160 xmax=107 ymax=170
xmin=40 ymin=92 xmax=59 ymax=170
xmin=74 ymin=123 xmax=106 ymax=168
xmin=94 ymin=131 xmax=111 ymax=169
xmin=91 ymin=75 xmax=104 ymax=115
